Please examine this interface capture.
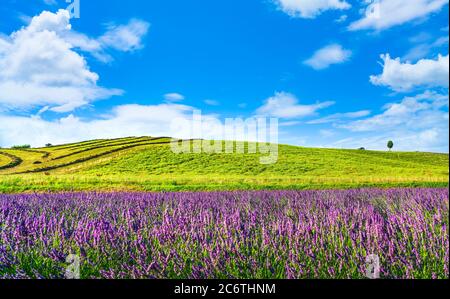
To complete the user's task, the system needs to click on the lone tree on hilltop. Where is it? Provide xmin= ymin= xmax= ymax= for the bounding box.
xmin=387 ymin=140 xmax=394 ymax=151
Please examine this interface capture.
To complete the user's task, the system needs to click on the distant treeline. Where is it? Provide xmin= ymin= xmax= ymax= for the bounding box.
xmin=11 ymin=145 xmax=31 ymax=149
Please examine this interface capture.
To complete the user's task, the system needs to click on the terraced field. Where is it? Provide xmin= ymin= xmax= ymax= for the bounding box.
xmin=0 ymin=136 xmax=448 ymax=193
xmin=0 ymin=150 xmax=24 ymax=170
xmin=0 ymin=137 xmax=171 ymax=174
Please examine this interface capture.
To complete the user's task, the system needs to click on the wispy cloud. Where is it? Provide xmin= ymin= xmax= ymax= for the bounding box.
xmin=322 ymin=91 xmax=449 ymax=152
xmin=273 ymin=0 xmax=351 ymax=19
xmin=307 ymin=110 xmax=371 ymax=124
xmin=164 ymin=93 xmax=185 ymax=102
xmin=99 ymin=19 xmax=150 ymax=52
xmin=403 ymin=34 xmax=449 ymax=61
xmin=256 ymin=92 xmax=334 ymax=119
xmin=204 ymin=99 xmax=220 ymax=106
xmin=340 ymin=91 xmax=448 ymax=132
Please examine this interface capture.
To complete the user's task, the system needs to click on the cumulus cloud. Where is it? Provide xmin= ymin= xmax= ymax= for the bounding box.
xmin=304 ymin=44 xmax=352 ymax=70
xmin=349 ymin=0 xmax=449 ymax=31
xmin=0 ymin=10 xmax=149 ymax=113
xmin=0 ymin=10 xmax=123 ymax=112
xmin=274 ymin=0 xmax=351 ymax=18
xmin=256 ymin=92 xmax=334 ymax=119
xmin=370 ymin=54 xmax=449 ymax=91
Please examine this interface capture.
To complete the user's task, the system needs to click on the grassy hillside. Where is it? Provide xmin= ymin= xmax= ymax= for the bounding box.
xmin=0 ymin=137 xmax=448 ymax=193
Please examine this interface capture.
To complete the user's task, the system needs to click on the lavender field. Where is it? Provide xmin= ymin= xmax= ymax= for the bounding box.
xmin=0 ymin=189 xmax=448 ymax=279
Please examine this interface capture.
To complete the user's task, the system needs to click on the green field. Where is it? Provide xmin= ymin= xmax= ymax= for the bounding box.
xmin=0 ymin=136 xmax=448 ymax=193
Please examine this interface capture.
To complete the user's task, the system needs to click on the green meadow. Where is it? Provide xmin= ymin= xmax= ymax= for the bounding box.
xmin=0 ymin=136 xmax=448 ymax=193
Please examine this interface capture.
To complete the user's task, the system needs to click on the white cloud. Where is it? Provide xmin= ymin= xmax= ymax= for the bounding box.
xmin=0 ymin=36 xmax=9 ymax=53
xmin=7 ymin=10 xmax=149 ymax=64
xmin=370 ymin=54 xmax=449 ymax=91
xmin=0 ymin=10 xmax=149 ymax=113
xmin=164 ymin=93 xmax=185 ymax=102
xmin=403 ymin=35 xmax=449 ymax=61
xmin=0 ymin=102 xmax=277 ymax=148
xmin=330 ymin=92 xmax=449 ymax=152
xmin=279 ymin=121 xmax=302 ymax=127
xmin=274 ymin=0 xmax=351 ymax=19
xmin=349 ymin=0 xmax=449 ymax=31
xmin=40 ymin=18 xmax=149 ymax=63
xmin=99 ymin=19 xmax=150 ymax=52
xmin=0 ymin=10 xmax=123 ymax=113
xmin=341 ymin=91 xmax=448 ymax=132
xmin=304 ymin=44 xmax=352 ymax=70
xmin=307 ymin=110 xmax=371 ymax=124
xmin=335 ymin=14 xmax=348 ymax=23
xmin=63 ymin=31 xmax=112 ymax=62
xmin=256 ymin=92 xmax=334 ymax=118
xmin=0 ymin=103 xmax=201 ymax=147
xmin=342 ymin=91 xmax=448 ymax=132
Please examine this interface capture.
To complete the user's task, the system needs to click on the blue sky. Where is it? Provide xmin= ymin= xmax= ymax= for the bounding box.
xmin=0 ymin=0 xmax=448 ymax=152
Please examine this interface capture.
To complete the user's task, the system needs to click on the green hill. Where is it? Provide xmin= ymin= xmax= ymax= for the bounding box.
xmin=0 ymin=137 xmax=448 ymax=193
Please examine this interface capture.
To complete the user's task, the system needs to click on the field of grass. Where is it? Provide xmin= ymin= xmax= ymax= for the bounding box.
xmin=1 ymin=138 xmax=449 ymax=280
xmin=0 ymin=137 xmax=448 ymax=193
